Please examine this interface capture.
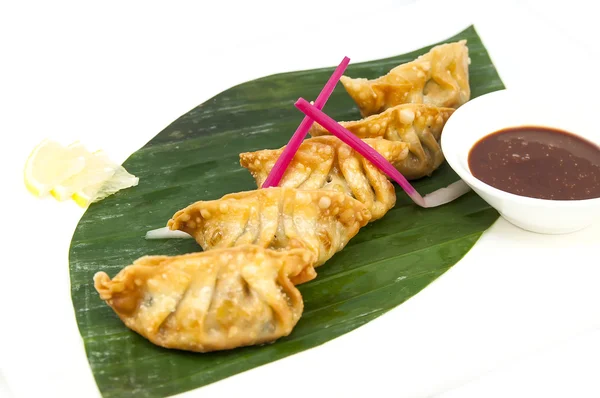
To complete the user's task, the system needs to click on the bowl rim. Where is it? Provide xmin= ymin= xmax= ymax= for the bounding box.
xmin=441 ymin=89 xmax=600 ymax=207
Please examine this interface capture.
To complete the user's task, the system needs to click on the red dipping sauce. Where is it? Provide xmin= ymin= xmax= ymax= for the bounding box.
xmin=468 ymin=126 xmax=600 ymax=200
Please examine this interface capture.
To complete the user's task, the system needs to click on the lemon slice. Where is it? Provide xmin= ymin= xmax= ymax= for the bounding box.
xmin=24 ymin=140 xmax=87 ymax=196
xmin=72 ymin=165 xmax=139 ymax=207
xmin=50 ymin=150 xmax=116 ymax=201
xmin=52 ymin=149 xmax=139 ymax=205
xmin=26 ymin=138 xmax=139 ymax=206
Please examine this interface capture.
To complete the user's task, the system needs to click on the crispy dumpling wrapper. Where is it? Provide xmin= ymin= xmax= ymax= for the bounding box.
xmin=310 ymin=103 xmax=454 ymax=180
xmin=94 ymin=245 xmax=315 ymax=352
xmin=239 ymin=136 xmax=408 ymax=220
xmin=168 ymin=187 xmax=371 ymax=268
xmin=341 ymin=40 xmax=470 ymax=116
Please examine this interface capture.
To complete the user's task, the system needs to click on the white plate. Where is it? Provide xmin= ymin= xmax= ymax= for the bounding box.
xmin=1 ymin=1 xmax=599 ymax=397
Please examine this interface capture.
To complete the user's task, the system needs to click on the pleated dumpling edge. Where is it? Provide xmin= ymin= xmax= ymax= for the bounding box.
xmin=340 ymin=40 xmax=470 ymax=117
xmin=93 ymin=245 xmax=316 ymax=352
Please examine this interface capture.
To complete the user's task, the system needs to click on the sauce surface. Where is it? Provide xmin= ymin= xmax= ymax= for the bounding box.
xmin=468 ymin=126 xmax=600 ymax=200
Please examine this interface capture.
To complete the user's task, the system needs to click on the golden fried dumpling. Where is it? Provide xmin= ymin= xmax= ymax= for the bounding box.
xmin=168 ymin=187 xmax=370 ymax=269
xmin=341 ymin=40 xmax=470 ymax=116
xmin=239 ymin=136 xmax=408 ymax=220
xmin=94 ymin=245 xmax=315 ymax=352
xmin=310 ymin=103 xmax=454 ymax=180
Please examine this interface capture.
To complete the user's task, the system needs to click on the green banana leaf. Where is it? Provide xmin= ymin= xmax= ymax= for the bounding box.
xmin=70 ymin=25 xmax=504 ymax=398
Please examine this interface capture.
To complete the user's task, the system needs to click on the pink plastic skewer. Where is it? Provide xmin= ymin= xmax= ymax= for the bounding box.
xmin=261 ymin=57 xmax=350 ymax=188
xmin=294 ymin=98 xmax=427 ymax=207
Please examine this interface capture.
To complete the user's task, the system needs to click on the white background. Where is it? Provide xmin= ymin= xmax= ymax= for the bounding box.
xmin=1 ymin=0 xmax=599 ymax=397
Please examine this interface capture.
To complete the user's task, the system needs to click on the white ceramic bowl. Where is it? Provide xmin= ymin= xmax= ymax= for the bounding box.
xmin=441 ymin=89 xmax=600 ymax=234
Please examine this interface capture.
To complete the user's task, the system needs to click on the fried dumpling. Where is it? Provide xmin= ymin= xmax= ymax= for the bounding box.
xmin=94 ymin=245 xmax=315 ymax=352
xmin=310 ymin=103 xmax=454 ymax=180
xmin=239 ymin=136 xmax=408 ymax=221
xmin=341 ymin=40 xmax=470 ymax=117
xmin=168 ymin=187 xmax=370 ymax=270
